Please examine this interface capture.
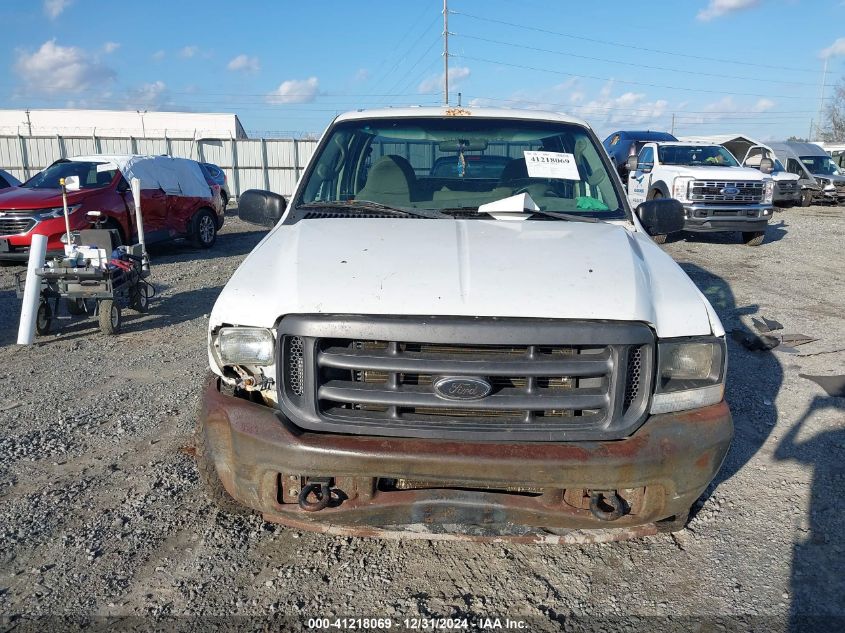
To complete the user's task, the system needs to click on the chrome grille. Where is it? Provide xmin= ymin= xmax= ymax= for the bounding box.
xmin=689 ymin=180 xmax=764 ymax=203
xmin=277 ymin=316 xmax=654 ymax=441
xmin=0 ymin=216 xmax=36 ymax=236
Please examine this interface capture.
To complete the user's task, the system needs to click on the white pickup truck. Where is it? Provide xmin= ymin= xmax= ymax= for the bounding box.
xmin=627 ymin=141 xmax=774 ymax=245
xmin=196 ymin=107 xmax=733 ymax=542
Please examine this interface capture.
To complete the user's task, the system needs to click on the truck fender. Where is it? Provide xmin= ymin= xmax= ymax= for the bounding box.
xmin=648 ymin=182 xmax=671 ymax=199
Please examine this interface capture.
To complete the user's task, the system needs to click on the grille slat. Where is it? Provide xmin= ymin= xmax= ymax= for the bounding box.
xmin=319 ymin=380 xmax=609 ymax=411
xmin=318 ymin=346 xmax=611 ymax=377
xmin=0 ymin=217 xmax=36 ymax=236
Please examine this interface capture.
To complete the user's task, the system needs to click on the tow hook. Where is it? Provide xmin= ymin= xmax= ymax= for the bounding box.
xmin=298 ymin=478 xmax=334 ymax=512
xmin=588 ymin=490 xmax=626 ymax=521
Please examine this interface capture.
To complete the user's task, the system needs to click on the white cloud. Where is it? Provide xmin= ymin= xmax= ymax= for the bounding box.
xmin=179 ymin=45 xmax=198 ymax=59
xmin=152 ymin=50 xmax=165 ymax=62
xmin=354 ymin=68 xmax=371 ymax=82
xmin=697 ymin=0 xmax=760 ymax=21
xmin=752 ymin=98 xmax=775 ymax=112
xmin=44 ymin=0 xmax=72 ymax=19
xmin=14 ymin=39 xmax=116 ymax=95
xmin=103 ymin=42 xmax=120 ymax=54
xmin=418 ymin=66 xmax=470 ymax=94
xmin=227 ymin=54 xmax=260 ymax=73
xmin=267 ymin=77 xmax=320 ymax=104
xmin=128 ymin=80 xmax=168 ymax=109
xmin=820 ymin=37 xmax=845 ymax=59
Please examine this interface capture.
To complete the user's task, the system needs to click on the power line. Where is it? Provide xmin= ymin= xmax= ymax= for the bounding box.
xmin=453 ymin=32 xmax=826 ymax=87
xmin=462 ymin=95 xmax=821 ymax=114
xmin=383 ymin=35 xmax=443 ymax=101
xmin=451 ymin=10 xmax=818 ymax=73
xmin=455 ymin=54 xmax=830 ymax=101
xmin=367 ymin=14 xmax=442 ymax=96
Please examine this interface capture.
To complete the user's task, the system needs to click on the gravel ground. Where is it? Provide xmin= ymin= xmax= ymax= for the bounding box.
xmin=0 ymin=207 xmax=843 ymax=632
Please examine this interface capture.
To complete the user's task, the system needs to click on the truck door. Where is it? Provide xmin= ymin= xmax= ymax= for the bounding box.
xmin=627 ymin=145 xmax=654 ymax=206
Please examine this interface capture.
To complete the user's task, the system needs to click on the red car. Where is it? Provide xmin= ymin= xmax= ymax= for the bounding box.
xmin=0 ymin=155 xmax=224 ymax=262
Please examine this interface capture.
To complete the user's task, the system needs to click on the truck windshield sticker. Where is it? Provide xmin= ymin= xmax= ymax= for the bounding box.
xmin=523 ymin=151 xmax=580 ymax=180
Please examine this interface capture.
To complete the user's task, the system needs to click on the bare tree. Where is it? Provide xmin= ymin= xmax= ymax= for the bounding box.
xmin=819 ymin=77 xmax=845 ymax=141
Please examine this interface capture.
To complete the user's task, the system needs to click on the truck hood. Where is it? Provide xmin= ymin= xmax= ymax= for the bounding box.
xmin=771 ymin=171 xmax=799 ymax=182
xmin=0 ymin=186 xmax=97 ymax=211
xmin=669 ymin=166 xmax=769 ymax=180
xmin=210 ymin=218 xmax=717 ymax=339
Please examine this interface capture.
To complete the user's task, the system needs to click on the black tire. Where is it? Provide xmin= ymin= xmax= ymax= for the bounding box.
xmin=98 ymin=299 xmax=121 ymax=335
xmin=35 ymin=300 xmax=51 ymax=336
xmin=194 ymin=415 xmax=250 ymax=515
xmin=129 ymin=284 xmax=149 ymax=313
xmin=742 ymin=231 xmax=766 ymax=246
xmin=66 ymin=298 xmax=87 ymax=315
xmin=800 ymin=190 xmax=812 ymax=207
xmin=190 ymin=209 xmax=217 ymax=249
xmin=655 ymin=508 xmax=691 ymax=533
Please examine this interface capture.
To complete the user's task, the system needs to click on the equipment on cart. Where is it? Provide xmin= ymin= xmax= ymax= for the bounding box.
xmin=16 ymin=178 xmax=154 ymax=337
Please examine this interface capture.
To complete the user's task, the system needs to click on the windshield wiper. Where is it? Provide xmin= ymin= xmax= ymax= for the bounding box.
xmin=439 ymin=207 xmax=602 ymax=223
xmin=299 ymin=200 xmax=445 ymax=219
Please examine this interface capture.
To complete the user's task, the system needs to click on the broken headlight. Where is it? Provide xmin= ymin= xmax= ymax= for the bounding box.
xmin=650 ymin=337 xmax=726 ymax=414
xmin=215 ymin=327 xmax=275 ymax=366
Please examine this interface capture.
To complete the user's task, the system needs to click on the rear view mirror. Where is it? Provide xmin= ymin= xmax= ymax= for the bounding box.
xmin=438 ymin=139 xmax=489 ymax=152
xmin=636 ymin=198 xmax=685 ymax=236
xmin=759 ymin=157 xmax=774 ymax=174
xmin=62 ymin=175 xmax=80 ymax=191
xmin=626 ymin=155 xmax=638 ymax=172
xmin=238 ymin=189 xmax=287 ymax=227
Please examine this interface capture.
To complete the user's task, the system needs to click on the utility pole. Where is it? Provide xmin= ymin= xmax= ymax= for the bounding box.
xmin=815 ymin=57 xmax=829 ymax=140
xmin=671 ymin=113 xmax=676 ymax=136
xmin=24 ymin=109 xmax=32 ymax=136
xmin=443 ymin=0 xmax=449 ymax=105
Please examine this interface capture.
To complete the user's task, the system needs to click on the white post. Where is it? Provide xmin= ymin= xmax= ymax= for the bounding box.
xmin=131 ymin=177 xmax=149 ymax=272
xmin=17 ymin=234 xmax=48 ymax=345
xmin=59 ymin=178 xmax=72 ymax=248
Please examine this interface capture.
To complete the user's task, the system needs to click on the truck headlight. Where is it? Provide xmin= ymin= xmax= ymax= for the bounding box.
xmin=215 ymin=327 xmax=275 ymax=366
xmin=672 ymin=177 xmax=694 ymax=202
xmin=763 ymin=180 xmax=774 ymax=204
xmin=651 ymin=337 xmax=726 ymax=414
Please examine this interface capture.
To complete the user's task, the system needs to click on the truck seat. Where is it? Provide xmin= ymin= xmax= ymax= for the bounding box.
xmin=357 ymin=155 xmax=418 ymax=206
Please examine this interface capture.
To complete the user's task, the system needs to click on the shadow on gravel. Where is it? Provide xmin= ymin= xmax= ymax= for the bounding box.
xmin=774 ymin=395 xmax=845 ymax=632
xmin=147 ymin=229 xmax=266 ymax=262
xmin=679 ymin=263 xmax=783 ymax=492
xmin=122 ymin=285 xmax=225 ymax=331
xmin=673 ymin=219 xmax=788 ymax=246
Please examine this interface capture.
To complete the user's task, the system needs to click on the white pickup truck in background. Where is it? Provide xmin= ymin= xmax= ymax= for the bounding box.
xmin=627 ymin=141 xmax=774 ymax=245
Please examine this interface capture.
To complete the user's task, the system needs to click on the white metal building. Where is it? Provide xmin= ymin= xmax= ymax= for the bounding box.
xmin=0 ymin=109 xmax=248 ymax=140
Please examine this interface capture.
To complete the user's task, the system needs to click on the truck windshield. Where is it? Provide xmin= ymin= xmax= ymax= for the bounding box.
xmin=22 ymin=160 xmax=117 ymax=190
xmin=800 ymin=155 xmax=841 ymax=175
xmin=658 ymin=145 xmax=739 ymax=167
xmin=296 ymin=117 xmax=626 ymax=220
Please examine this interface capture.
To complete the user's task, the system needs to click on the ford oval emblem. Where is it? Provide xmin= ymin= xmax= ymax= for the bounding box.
xmin=433 ymin=376 xmax=493 ymax=401
xmin=721 ymin=186 xmax=740 ymax=195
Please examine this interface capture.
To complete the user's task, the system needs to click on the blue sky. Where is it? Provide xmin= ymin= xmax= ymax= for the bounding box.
xmin=3 ymin=0 xmax=845 ymax=140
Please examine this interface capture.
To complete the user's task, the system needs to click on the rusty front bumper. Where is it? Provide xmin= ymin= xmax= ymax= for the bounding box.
xmin=199 ymin=375 xmax=733 ymax=542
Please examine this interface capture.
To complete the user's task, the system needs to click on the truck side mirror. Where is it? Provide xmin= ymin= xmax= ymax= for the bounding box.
xmin=62 ymin=175 xmax=81 ymax=191
xmin=626 ymin=155 xmax=639 ymax=172
xmin=636 ymin=198 xmax=685 ymax=236
xmin=759 ymin=157 xmax=774 ymax=174
xmin=238 ymin=189 xmax=287 ymax=227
